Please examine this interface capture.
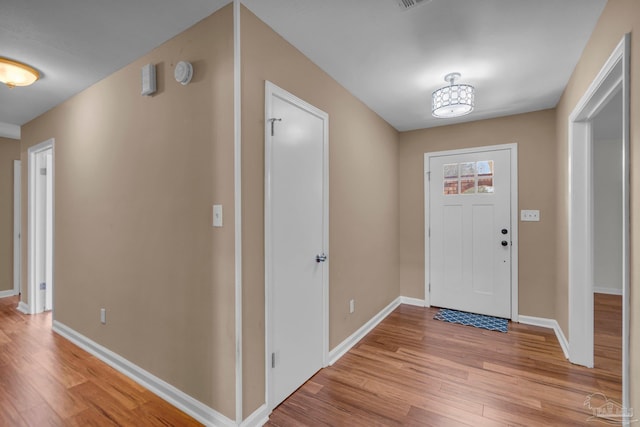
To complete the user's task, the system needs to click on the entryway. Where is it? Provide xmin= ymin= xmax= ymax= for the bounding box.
xmin=27 ymin=139 xmax=54 ymax=315
xmin=424 ymin=144 xmax=518 ymax=319
xmin=568 ymin=34 xmax=630 ymax=412
xmin=264 ymin=82 xmax=329 ymax=410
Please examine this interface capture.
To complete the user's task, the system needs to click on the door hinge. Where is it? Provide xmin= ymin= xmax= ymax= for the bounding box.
xmin=271 ymin=352 xmax=276 ymax=368
xmin=428 ymin=283 xmax=431 ymax=292
xmin=40 ymin=168 xmax=47 ymax=176
xmin=427 ymin=171 xmax=431 ymax=181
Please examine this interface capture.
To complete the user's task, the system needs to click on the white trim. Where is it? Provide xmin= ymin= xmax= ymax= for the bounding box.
xmin=13 ymin=160 xmax=21 ymax=296
xmin=400 ymin=296 xmax=425 ymax=307
xmin=0 ymin=122 xmax=20 ymax=140
xmin=239 ymin=404 xmax=269 ymax=427
xmin=16 ymin=301 xmax=30 ymax=314
xmin=27 ymin=138 xmax=55 ymax=316
xmin=518 ymin=316 xmax=570 ymax=360
xmin=264 ymin=81 xmax=330 ymax=412
xmin=0 ymin=290 xmax=18 ymax=299
xmin=233 ymin=0 xmax=243 ymax=423
xmin=567 ymin=37 xmax=630 ymax=425
xmin=594 ymin=287 xmax=623 ymax=296
xmin=423 ymin=143 xmax=519 ymax=321
xmin=329 ymin=297 xmax=401 ymax=365
xmin=52 ymin=321 xmax=234 ymax=427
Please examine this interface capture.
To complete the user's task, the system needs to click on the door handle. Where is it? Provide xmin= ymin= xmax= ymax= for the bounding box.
xmin=501 ymin=240 xmax=509 ymax=247
xmin=316 ymin=253 xmax=327 ymax=263
xmin=501 ymin=229 xmax=508 ymax=235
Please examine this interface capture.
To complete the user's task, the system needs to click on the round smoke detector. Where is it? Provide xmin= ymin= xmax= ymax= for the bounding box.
xmin=174 ymin=61 xmax=193 ymax=85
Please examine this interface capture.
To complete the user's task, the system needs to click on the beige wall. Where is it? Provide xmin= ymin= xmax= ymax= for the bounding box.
xmin=0 ymin=137 xmax=20 ymax=293
xmin=240 ymin=6 xmax=400 ymax=417
xmin=399 ymin=110 xmax=557 ymax=319
xmin=554 ymin=0 xmax=640 ymax=414
xmin=20 ymin=4 xmax=236 ymax=417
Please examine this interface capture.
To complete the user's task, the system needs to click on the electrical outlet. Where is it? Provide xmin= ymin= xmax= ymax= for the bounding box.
xmin=100 ymin=308 xmax=107 ymax=324
xmin=349 ymin=299 xmax=355 ymax=314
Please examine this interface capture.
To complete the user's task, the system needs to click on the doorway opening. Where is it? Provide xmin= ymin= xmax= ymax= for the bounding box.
xmin=592 ymin=90 xmax=623 ymax=396
xmin=27 ymin=139 xmax=54 ymax=315
xmin=568 ymin=34 xmax=629 ymax=411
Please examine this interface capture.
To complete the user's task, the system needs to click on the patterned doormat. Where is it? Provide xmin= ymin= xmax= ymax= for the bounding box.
xmin=434 ymin=309 xmax=508 ymax=333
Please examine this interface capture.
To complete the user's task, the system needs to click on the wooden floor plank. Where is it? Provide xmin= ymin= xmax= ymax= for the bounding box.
xmin=267 ymin=295 xmax=622 ymax=426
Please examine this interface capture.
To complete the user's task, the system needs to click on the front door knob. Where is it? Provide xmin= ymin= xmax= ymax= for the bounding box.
xmin=316 ymin=253 xmax=327 ymax=263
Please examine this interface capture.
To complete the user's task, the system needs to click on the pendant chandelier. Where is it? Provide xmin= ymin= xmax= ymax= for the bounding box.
xmin=432 ymin=72 xmax=475 ymax=118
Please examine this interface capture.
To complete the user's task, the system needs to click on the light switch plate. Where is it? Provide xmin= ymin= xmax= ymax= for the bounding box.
xmin=213 ymin=204 xmax=223 ymax=227
xmin=521 ymin=209 xmax=540 ymax=222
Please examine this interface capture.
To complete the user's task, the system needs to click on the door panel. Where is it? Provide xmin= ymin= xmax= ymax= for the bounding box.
xmin=429 ymin=148 xmax=511 ymax=318
xmin=267 ymin=86 xmax=328 ymax=408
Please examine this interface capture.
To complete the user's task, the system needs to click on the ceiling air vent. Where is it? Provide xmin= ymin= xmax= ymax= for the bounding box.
xmin=397 ymin=0 xmax=432 ymax=11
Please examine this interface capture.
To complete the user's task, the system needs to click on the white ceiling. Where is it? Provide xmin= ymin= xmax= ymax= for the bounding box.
xmin=242 ymin=0 xmax=607 ymax=131
xmin=0 ymin=0 xmax=231 ymax=136
xmin=1 ymin=0 xmax=607 ymax=138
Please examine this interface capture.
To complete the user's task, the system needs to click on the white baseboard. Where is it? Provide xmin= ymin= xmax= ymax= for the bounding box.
xmin=594 ymin=287 xmax=623 ymax=296
xmin=240 ymin=404 xmax=268 ymax=427
xmin=52 ymin=321 xmax=235 ymax=427
xmin=400 ymin=296 xmax=425 ymax=307
xmin=328 ymin=297 xmax=401 ymax=365
xmin=518 ymin=315 xmax=570 ymax=359
xmin=0 ymin=289 xmax=18 ymax=299
xmin=16 ymin=301 xmax=30 ymax=314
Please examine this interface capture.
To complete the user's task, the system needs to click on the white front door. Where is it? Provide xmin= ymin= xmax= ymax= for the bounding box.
xmin=427 ymin=147 xmax=512 ymax=318
xmin=266 ymin=82 xmax=328 ymax=409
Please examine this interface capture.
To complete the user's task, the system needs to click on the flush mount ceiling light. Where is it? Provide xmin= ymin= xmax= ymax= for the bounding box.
xmin=432 ymin=72 xmax=475 ymax=118
xmin=0 ymin=57 xmax=40 ymax=88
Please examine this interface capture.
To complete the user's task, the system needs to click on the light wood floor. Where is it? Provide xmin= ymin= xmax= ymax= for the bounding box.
xmin=0 ymin=294 xmax=621 ymax=426
xmin=0 ymin=296 xmax=202 ymax=426
xmin=267 ymin=294 xmax=622 ymax=426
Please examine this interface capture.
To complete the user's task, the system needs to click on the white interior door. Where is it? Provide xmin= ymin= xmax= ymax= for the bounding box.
xmin=44 ymin=151 xmax=53 ymax=311
xmin=13 ymin=160 xmax=21 ymax=296
xmin=428 ymin=147 xmax=512 ymax=318
xmin=28 ymin=140 xmax=54 ymax=315
xmin=266 ymin=82 xmax=328 ymax=409
xmin=34 ymin=149 xmax=53 ymax=312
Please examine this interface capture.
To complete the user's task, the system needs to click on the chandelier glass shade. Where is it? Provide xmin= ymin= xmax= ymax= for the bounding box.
xmin=0 ymin=57 xmax=40 ymax=88
xmin=432 ymin=72 xmax=475 ymax=118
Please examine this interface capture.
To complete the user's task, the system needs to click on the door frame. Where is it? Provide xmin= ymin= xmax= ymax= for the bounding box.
xmin=568 ymin=34 xmax=629 ymax=410
xmin=264 ymin=81 xmax=329 ymax=411
xmin=13 ymin=160 xmax=21 ymax=296
xmin=424 ymin=143 xmax=519 ymax=320
xmin=27 ymin=138 xmax=55 ymax=315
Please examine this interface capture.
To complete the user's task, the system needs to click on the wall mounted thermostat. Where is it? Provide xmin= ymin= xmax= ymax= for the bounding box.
xmin=141 ymin=63 xmax=156 ymax=96
xmin=174 ymin=61 xmax=193 ymax=85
